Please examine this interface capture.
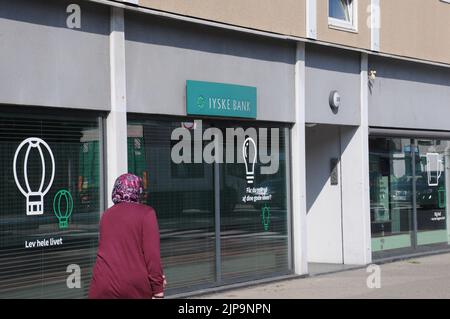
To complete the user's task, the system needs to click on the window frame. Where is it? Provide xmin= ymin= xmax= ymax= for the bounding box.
xmin=328 ymin=0 xmax=358 ymax=32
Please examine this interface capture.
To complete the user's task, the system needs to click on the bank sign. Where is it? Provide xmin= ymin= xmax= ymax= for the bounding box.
xmin=186 ymin=80 xmax=257 ymax=119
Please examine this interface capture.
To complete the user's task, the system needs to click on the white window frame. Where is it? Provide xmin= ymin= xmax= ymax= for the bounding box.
xmin=328 ymin=0 xmax=358 ymax=32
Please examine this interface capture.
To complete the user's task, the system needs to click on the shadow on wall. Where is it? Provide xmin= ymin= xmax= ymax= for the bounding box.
xmin=124 ymin=11 xmax=296 ymax=65
xmin=0 ymin=0 xmax=110 ymax=35
xmin=369 ymin=55 xmax=450 ymax=88
xmin=306 ymin=43 xmax=360 ymax=75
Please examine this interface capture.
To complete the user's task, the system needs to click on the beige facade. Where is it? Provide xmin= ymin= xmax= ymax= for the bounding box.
xmin=138 ymin=0 xmax=306 ymax=38
xmin=380 ymin=0 xmax=450 ymax=65
xmin=133 ymin=0 xmax=450 ymax=65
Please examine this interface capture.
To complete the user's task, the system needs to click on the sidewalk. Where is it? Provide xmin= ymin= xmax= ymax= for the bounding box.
xmin=197 ymin=253 xmax=450 ymax=299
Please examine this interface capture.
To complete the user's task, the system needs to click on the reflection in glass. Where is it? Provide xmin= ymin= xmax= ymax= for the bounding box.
xmin=219 ymin=125 xmax=290 ymax=282
xmin=329 ymin=0 xmax=352 ymax=21
xmin=370 ymin=136 xmax=450 ymax=256
xmin=127 ymin=119 xmax=291 ymax=291
xmin=415 ymin=139 xmax=450 ymax=246
xmin=127 ymin=120 xmax=216 ymax=291
xmin=369 ymin=137 xmax=414 ymax=252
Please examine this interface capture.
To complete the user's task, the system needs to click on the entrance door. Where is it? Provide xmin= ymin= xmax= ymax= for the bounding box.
xmin=306 ymin=125 xmax=344 ymax=264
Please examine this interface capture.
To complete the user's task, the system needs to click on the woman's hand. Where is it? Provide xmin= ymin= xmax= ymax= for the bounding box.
xmin=152 ymin=292 xmax=164 ymax=299
xmin=152 ymin=275 xmax=167 ymax=299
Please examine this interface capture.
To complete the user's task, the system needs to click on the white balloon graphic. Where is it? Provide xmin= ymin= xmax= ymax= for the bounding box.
xmin=13 ymin=137 xmax=55 ymax=216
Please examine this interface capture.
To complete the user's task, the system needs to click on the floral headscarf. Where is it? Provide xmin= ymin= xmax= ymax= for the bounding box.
xmin=112 ymin=173 xmax=144 ymax=204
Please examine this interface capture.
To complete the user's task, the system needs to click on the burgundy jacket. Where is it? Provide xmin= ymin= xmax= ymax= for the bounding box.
xmin=88 ymin=202 xmax=165 ymax=299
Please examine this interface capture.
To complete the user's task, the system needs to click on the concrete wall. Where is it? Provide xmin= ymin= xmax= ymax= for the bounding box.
xmin=369 ymin=55 xmax=450 ymax=130
xmin=125 ymin=12 xmax=296 ymax=122
xmin=305 ymin=44 xmax=361 ymax=126
xmin=306 ymin=124 xmax=343 ymax=264
xmin=0 ymin=0 xmax=111 ymax=110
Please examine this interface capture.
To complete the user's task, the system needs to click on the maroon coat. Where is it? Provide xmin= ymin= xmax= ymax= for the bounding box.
xmin=88 ymin=202 xmax=164 ymax=299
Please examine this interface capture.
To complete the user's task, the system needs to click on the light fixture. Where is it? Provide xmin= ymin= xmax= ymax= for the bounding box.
xmin=53 ymin=190 xmax=74 ymax=229
xmin=369 ymin=70 xmax=377 ymax=81
xmin=329 ymin=90 xmax=341 ymax=113
xmin=243 ymin=137 xmax=257 ymax=184
xmin=13 ymin=137 xmax=55 ymax=216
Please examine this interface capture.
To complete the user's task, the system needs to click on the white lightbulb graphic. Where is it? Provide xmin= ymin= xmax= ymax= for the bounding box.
xmin=13 ymin=137 xmax=55 ymax=216
xmin=243 ymin=137 xmax=257 ymax=184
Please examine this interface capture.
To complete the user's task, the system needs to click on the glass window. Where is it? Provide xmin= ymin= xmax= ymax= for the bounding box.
xmin=127 ymin=117 xmax=291 ymax=292
xmin=370 ymin=137 xmax=414 ymax=253
xmin=218 ymin=123 xmax=290 ymax=282
xmin=328 ymin=0 xmax=356 ymax=29
xmin=370 ymin=136 xmax=450 ymax=257
xmin=0 ymin=112 xmax=102 ymax=298
xmin=415 ymin=139 xmax=450 ymax=246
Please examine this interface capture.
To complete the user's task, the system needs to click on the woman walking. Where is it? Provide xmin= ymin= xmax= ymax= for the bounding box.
xmin=89 ymin=173 xmax=165 ymax=299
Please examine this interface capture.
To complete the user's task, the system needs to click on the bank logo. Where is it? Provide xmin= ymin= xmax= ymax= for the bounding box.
xmin=196 ymin=95 xmax=206 ymax=109
xmin=53 ymin=190 xmax=74 ymax=229
xmin=13 ymin=137 xmax=55 ymax=216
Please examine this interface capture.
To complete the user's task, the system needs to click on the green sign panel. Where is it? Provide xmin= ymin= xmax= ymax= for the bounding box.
xmin=186 ymin=80 xmax=257 ymax=119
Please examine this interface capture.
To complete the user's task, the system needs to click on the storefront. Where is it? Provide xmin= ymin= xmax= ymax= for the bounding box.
xmin=124 ymin=12 xmax=296 ymax=294
xmin=0 ymin=0 xmax=296 ymax=298
xmin=1 ymin=0 xmax=450 ymax=300
xmin=368 ymin=55 xmax=450 ymax=260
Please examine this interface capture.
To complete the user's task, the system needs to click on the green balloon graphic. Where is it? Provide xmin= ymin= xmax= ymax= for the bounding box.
xmin=53 ymin=190 xmax=74 ymax=229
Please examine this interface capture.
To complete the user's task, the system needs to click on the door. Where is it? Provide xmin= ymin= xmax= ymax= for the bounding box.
xmin=306 ymin=125 xmax=344 ymax=264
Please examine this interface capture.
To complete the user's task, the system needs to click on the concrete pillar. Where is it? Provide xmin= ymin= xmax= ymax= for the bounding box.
xmin=106 ymin=7 xmax=128 ymax=208
xmin=291 ymin=42 xmax=308 ymax=275
xmin=340 ymin=53 xmax=372 ymax=265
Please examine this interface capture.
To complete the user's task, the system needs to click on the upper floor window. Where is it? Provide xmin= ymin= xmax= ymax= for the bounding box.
xmin=328 ymin=0 xmax=357 ymax=31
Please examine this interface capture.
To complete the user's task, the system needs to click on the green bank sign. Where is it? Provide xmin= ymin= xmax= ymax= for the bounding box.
xmin=186 ymin=80 xmax=257 ymax=119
